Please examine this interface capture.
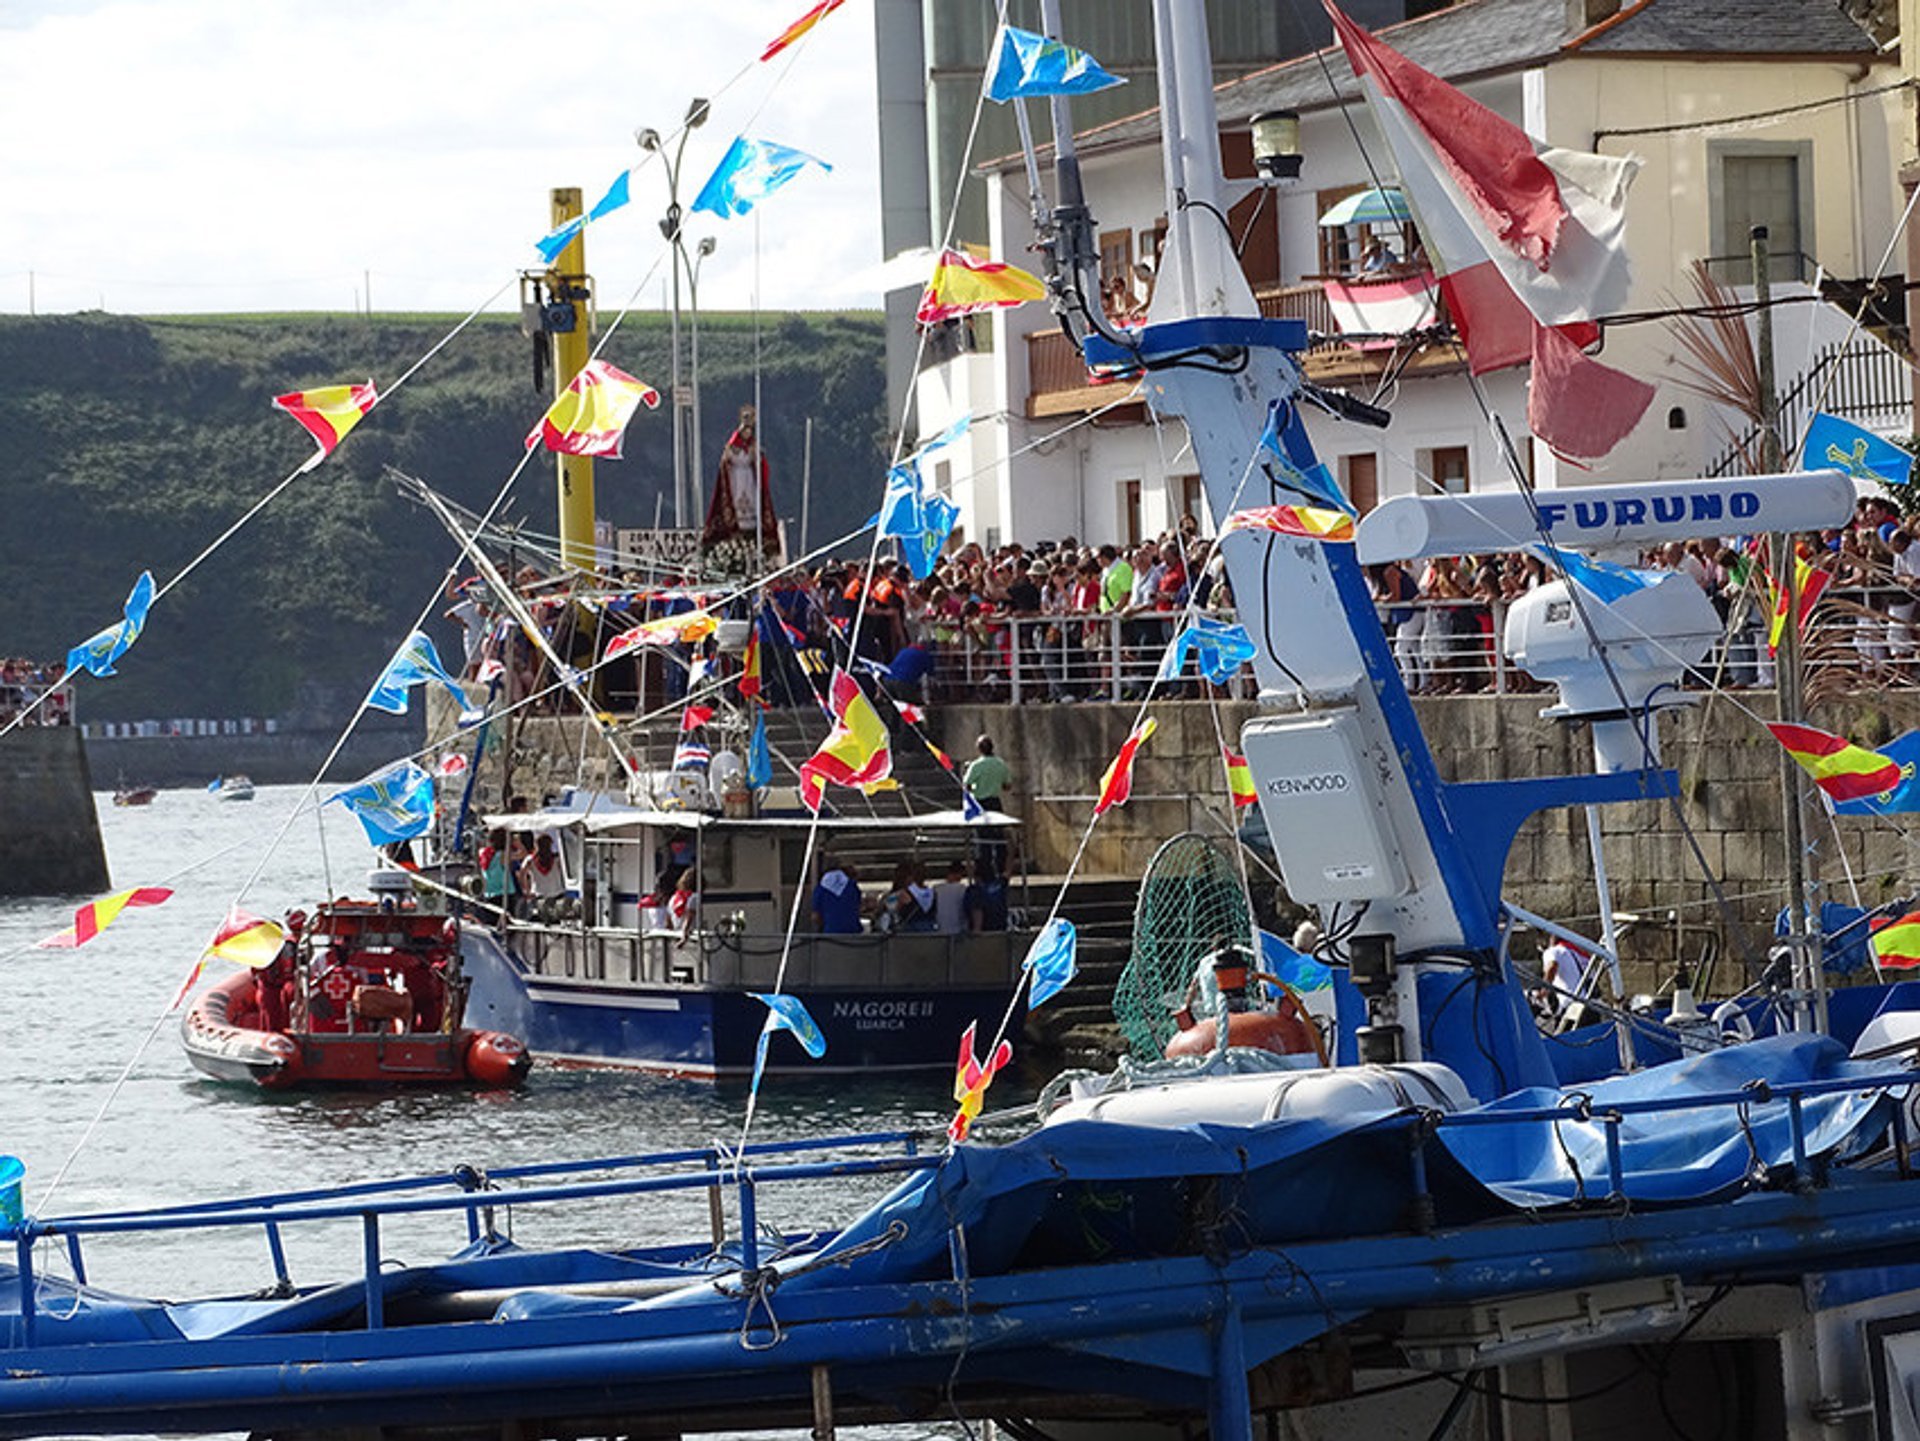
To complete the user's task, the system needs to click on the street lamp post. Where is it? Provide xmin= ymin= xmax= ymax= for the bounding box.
xmin=689 ymin=235 xmax=716 ymax=522
xmin=637 ymin=97 xmax=710 ymax=531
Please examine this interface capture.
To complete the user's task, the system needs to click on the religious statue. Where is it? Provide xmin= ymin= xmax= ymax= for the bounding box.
xmin=702 ymin=404 xmax=780 ymax=561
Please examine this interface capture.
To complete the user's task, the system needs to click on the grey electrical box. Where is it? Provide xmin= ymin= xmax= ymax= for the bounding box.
xmin=1240 ymin=708 xmax=1410 ymax=904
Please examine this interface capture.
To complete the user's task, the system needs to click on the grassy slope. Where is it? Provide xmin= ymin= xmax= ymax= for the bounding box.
xmin=0 ymin=311 xmax=886 ymax=722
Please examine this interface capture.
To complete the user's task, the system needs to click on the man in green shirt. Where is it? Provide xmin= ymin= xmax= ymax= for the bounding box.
xmin=1098 ymin=545 xmax=1134 ymax=613
xmin=963 ymin=735 xmax=1011 ymax=810
xmin=963 ymin=735 xmax=1013 ymax=873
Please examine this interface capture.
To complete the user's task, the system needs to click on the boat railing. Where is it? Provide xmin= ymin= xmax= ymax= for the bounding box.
xmin=1407 ymin=1068 xmax=1917 ymax=1217
xmin=503 ymin=924 xmax=1023 ymax=990
xmin=3 ymin=1129 xmax=941 ymax=1345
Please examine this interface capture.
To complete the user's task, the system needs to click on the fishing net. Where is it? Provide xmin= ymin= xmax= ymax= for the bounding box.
xmin=1113 ymin=833 xmax=1252 ymax=1058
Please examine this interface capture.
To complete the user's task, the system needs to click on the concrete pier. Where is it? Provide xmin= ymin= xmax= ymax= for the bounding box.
xmin=0 ymin=726 xmax=108 ymax=897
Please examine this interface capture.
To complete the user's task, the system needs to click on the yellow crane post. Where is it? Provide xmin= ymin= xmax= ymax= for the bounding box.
xmin=546 ymin=187 xmax=597 ymax=572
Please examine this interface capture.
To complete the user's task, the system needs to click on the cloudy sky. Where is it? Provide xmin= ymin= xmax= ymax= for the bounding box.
xmin=0 ymin=0 xmax=886 ymax=316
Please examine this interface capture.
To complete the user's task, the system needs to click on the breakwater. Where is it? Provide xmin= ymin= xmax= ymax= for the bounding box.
xmin=83 ymin=720 xmax=423 ymax=790
xmin=0 ymin=725 xmax=108 ymax=897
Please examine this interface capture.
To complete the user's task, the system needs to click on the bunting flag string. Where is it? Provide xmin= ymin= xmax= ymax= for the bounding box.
xmin=366 ymin=631 xmax=467 ymax=716
xmin=761 ymin=0 xmax=847 ymax=62
xmin=1766 ymin=722 xmax=1903 ymax=804
xmin=272 ymin=381 xmax=377 ymax=466
xmin=983 ymin=24 xmax=1124 ymax=101
xmin=948 ymin=1020 xmax=1013 ymax=1142
xmin=917 ymin=249 xmax=1046 ymax=325
xmin=691 ymin=136 xmax=830 ymax=219
xmin=1767 ymin=555 xmax=1831 ymax=655
xmin=525 ymin=359 xmax=660 ymax=458
xmin=66 ymin=571 xmax=156 ymax=680
xmin=1093 ymin=718 xmax=1156 ymax=816
xmin=36 ymin=887 xmax=173 ymax=950
xmin=328 ymin=761 xmax=436 ymax=845
xmin=1220 ymin=505 xmax=1356 ymax=543
xmin=748 ymin=991 xmax=827 ymax=1097
xmin=1022 ymin=920 xmax=1078 ymax=1009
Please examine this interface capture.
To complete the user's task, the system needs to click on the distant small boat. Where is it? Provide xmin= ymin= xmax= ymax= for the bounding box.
xmin=111 ymin=782 xmax=157 ymax=808
xmin=210 ymin=775 xmax=255 ymax=802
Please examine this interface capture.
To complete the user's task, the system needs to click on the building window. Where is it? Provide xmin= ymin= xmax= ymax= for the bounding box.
xmin=1178 ymin=474 xmax=1207 ymax=530
xmin=1099 ymin=228 xmax=1135 ymax=322
xmin=1120 ymin=479 xmax=1142 ymax=546
xmin=1316 ymin=185 xmax=1366 ymax=276
xmin=1710 ymin=142 xmax=1812 ymax=284
xmin=1341 ymin=453 xmax=1380 ymax=513
xmin=1423 ymin=445 xmax=1469 ymax=494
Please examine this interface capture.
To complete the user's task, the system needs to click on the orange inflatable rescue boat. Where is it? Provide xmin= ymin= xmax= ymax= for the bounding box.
xmin=181 ymin=901 xmax=530 ymax=1090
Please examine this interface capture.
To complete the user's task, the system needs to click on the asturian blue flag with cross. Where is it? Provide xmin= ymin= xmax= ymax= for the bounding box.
xmin=1802 ymin=412 xmax=1913 ymax=489
xmin=328 ymin=760 xmax=435 ymax=845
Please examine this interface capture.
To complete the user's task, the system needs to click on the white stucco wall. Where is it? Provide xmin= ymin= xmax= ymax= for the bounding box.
xmin=910 ymin=45 xmax=1906 ymax=551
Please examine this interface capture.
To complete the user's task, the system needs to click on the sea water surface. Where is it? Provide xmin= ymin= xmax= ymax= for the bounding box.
xmin=0 ymin=785 xmax=978 ymax=1439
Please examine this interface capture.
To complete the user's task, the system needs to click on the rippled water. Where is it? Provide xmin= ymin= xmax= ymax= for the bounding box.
xmin=1 ymin=784 xmax=981 ymax=1439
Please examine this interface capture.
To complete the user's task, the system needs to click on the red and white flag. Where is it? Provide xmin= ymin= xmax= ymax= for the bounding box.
xmin=1323 ymin=2 xmax=1652 ymax=459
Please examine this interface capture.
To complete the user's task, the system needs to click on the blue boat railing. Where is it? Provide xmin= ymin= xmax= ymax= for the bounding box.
xmin=7 ymin=1074 xmax=1918 ymax=1347
xmin=4 ymin=1128 xmax=942 ymax=1347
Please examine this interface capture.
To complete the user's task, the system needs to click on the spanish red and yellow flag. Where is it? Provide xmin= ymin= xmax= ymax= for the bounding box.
xmin=206 ymin=906 xmax=287 ymax=968
xmin=1766 ymin=722 xmax=1902 ymax=804
xmin=1094 ymin=717 xmax=1157 ymax=816
xmin=526 ymin=359 xmax=659 ymax=459
xmin=273 ymin=380 xmax=377 ymax=464
xmin=948 ymin=1020 xmax=1013 ymax=1142
xmin=917 ymin=249 xmax=1046 ymax=325
xmin=1767 ymin=556 xmax=1831 ymax=655
xmin=1221 ymin=504 xmax=1356 ymax=543
xmin=761 ymin=0 xmax=845 ymax=61
xmin=35 ymin=886 xmax=173 ymax=950
xmin=1873 ymin=912 xmax=1920 ymax=969
xmin=799 ymin=669 xmax=893 ymax=813
xmin=1224 ymin=746 xmax=1257 ymax=808
xmin=738 ymin=627 xmax=764 ymax=705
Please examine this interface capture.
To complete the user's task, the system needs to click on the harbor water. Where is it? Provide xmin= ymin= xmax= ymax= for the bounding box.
xmin=0 ymin=784 xmax=977 ymax=1439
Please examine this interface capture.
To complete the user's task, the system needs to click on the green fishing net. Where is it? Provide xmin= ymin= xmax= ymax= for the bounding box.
xmin=1113 ymin=833 xmax=1252 ymax=1058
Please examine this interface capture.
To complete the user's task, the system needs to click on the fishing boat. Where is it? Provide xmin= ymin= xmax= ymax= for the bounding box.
xmin=110 ymin=780 xmax=156 ymax=808
xmin=10 ymin=3 xmax=1920 ymax=1438
xmin=458 ymin=786 xmax=1026 ymax=1077
xmin=210 ymin=774 xmax=255 ymax=802
xmin=179 ymin=899 xmax=530 ymax=1089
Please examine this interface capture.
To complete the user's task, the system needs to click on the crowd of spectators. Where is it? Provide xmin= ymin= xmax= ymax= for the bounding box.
xmin=1366 ymin=494 xmax=1920 ymax=695
xmin=447 ymin=492 xmax=1920 ymax=716
xmin=0 ymin=658 xmax=72 ymax=727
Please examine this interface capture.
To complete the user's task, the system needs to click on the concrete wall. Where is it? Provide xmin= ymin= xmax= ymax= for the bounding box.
xmin=85 ymin=723 xmax=422 ymax=790
xmin=0 ymin=727 xmax=108 ymax=897
xmin=930 ymin=693 xmax=1920 ymax=976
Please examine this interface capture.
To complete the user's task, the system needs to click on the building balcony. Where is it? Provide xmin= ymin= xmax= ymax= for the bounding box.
xmin=1024 ymin=277 xmax=1465 ymax=419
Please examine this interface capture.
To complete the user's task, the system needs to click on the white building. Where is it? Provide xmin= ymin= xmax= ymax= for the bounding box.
xmin=908 ymin=0 xmax=1909 ymax=552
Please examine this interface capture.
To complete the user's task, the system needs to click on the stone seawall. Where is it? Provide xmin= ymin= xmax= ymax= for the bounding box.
xmin=85 ymin=723 xmax=423 ymax=789
xmin=0 ymin=727 xmax=108 ymax=897
xmin=449 ymin=692 xmax=1920 ymax=979
xmin=928 ymin=694 xmax=1920 ymax=976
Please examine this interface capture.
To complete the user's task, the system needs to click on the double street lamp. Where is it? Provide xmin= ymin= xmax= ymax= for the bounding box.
xmin=638 ymin=97 xmax=712 ymax=532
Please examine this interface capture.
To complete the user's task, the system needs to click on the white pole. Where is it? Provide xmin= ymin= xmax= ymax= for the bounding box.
xmin=801 ymin=417 xmax=814 ymax=556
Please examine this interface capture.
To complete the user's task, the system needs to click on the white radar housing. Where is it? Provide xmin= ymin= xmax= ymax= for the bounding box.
xmin=1503 ymin=573 xmax=1721 ymax=771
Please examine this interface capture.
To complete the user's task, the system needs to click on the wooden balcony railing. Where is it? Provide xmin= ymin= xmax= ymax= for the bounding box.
xmin=1024 ymin=281 xmax=1463 ymax=418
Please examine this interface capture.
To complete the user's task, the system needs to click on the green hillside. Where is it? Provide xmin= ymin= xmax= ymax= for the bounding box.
xmin=0 ymin=310 xmax=887 ymax=722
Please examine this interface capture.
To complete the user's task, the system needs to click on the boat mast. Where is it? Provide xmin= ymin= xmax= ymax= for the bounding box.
xmin=546 ymin=188 xmax=599 ymax=574
xmin=1754 ymin=223 xmax=1827 ymax=1033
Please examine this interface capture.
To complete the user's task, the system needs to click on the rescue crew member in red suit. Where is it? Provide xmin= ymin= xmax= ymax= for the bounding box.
xmin=253 ymin=910 xmax=304 ymax=1032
